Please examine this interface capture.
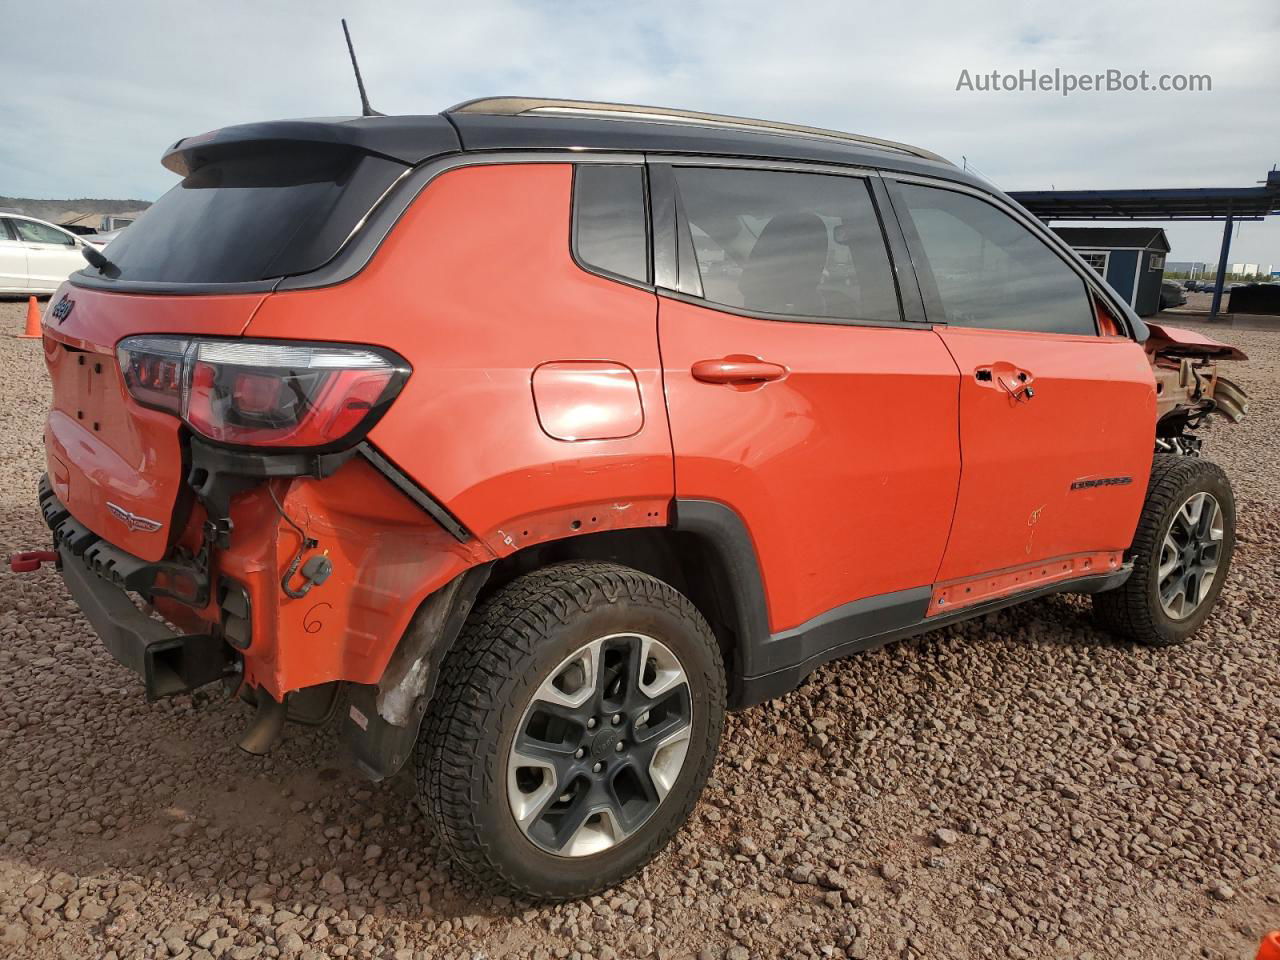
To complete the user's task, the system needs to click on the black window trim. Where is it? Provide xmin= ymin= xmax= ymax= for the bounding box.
xmin=569 ymin=161 xmax=655 ymax=291
xmin=0 ymin=217 xmax=15 ymax=241
xmin=881 ymin=171 xmax=1137 ymax=339
xmin=648 ymin=155 xmax=930 ymax=331
xmin=868 ymin=175 xmax=928 ymax=325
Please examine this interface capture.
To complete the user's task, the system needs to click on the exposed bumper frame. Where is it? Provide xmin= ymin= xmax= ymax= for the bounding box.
xmin=39 ymin=478 xmax=234 ymax=700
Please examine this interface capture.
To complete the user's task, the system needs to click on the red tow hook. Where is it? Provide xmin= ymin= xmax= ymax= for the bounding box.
xmin=9 ymin=550 xmax=58 ymax=573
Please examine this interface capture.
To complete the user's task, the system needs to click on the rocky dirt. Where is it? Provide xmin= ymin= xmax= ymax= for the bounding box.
xmin=0 ymin=298 xmax=1276 ymax=959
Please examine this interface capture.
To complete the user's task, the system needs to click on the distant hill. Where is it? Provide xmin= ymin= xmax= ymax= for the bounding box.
xmin=0 ymin=197 xmax=151 ymax=226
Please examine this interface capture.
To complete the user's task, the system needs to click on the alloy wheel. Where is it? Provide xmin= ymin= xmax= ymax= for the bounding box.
xmin=506 ymin=633 xmax=692 ymax=857
xmin=1158 ymin=491 xmax=1224 ymax=620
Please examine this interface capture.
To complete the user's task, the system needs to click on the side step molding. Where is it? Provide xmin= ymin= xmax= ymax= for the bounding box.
xmin=739 ymin=564 xmax=1132 ymax=706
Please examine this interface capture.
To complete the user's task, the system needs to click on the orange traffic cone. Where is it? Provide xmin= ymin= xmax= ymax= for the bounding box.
xmin=1259 ymin=931 xmax=1280 ymax=960
xmin=17 ymin=296 xmax=41 ymax=339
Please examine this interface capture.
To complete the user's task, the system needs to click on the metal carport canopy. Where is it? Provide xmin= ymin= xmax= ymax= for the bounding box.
xmin=1009 ymin=170 xmax=1280 ymax=317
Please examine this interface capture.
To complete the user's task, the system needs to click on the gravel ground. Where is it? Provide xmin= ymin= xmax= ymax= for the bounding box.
xmin=0 ymin=297 xmax=1276 ymax=960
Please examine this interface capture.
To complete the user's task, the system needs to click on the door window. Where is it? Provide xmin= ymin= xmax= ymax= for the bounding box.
xmin=13 ymin=219 xmax=75 ymax=246
xmin=672 ymin=167 xmax=901 ymax=323
xmin=0 ymin=219 xmax=17 ymax=241
xmin=897 ymin=183 xmax=1096 ymax=335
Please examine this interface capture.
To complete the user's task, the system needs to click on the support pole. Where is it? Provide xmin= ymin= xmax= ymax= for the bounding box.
xmin=1209 ymin=213 xmax=1234 ymax=320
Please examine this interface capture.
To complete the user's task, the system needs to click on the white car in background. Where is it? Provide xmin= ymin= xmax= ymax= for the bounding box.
xmin=0 ymin=214 xmax=99 ymax=295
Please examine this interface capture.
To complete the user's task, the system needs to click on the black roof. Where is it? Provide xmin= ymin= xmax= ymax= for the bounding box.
xmin=1051 ymin=226 xmax=1171 ymax=252
xmin=161 ymin=97 xmax=982 ymax=191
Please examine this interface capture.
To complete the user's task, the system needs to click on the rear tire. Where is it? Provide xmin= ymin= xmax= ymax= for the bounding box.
xmin=417 ymin=561 xmax=726 ymax=900
xmin=1093 ymin=453 xmax=1235 ymax=646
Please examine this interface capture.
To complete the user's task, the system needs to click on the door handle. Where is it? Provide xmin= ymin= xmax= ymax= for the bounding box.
xmin=997 ymin=373 xmax=1035 ymax=401
xmin=975 ymin=363 xmax=1035 ymax=402
xmin=691 ymin=357 xmax=788 ymax=385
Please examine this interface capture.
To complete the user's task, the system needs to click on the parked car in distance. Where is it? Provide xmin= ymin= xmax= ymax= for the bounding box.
xmin=0 ymin=214 xmax=97 ymax=295
xmin=22 ymin=97 xmax=1251 ymax=901
xmin=1160 ymin=280 xmax=1188 ymax=309
xmin=83 ymin=228 xmax=126 ymax=249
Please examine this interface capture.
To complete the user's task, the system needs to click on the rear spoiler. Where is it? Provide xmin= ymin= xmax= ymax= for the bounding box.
xmin=161 ymin=115 xmax=460 ymax=177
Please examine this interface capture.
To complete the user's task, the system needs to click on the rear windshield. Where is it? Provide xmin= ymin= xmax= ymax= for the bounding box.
xmin=90 ymin=146 xmax=405 ymax=284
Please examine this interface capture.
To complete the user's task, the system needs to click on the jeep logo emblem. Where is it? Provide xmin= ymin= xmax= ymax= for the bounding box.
xmin=590 ymin=728 xmax=620 ymax=760
xmin=50 ymin=295 xmax=74 ymax=322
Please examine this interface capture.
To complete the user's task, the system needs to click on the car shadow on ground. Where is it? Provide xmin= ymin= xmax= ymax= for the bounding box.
xmin=0 ymin=624 xmax=535 ymax=934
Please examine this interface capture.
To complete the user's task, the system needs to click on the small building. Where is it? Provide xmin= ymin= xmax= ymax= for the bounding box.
xmin=1051 ymin=226 xmax=1171 ymax=317
xmin=60 ymin=210 xmax=147 ymax=234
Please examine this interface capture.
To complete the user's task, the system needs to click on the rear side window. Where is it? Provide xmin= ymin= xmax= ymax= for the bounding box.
xmin=573 ymin=165 xmax=649 ymax=285
xmin=896 ymin=183 xmax=1096 ymax=335
xmin=0 ymin=219 xmax=15 ymax=241
xmin=14 ymin=219 xmax=74 ymax=245
xmin=672 ymin=167 xmax=901 ymax=323
xmin=88 ymin=146 xmax=406 ymax=284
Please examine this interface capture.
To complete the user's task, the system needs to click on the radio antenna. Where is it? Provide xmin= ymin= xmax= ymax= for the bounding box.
xmin=341 ymin=19 xmax=383 ymax=117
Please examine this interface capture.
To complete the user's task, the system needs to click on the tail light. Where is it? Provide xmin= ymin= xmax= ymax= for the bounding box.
xmin=117 ymin=337 xmax=409 ymax=450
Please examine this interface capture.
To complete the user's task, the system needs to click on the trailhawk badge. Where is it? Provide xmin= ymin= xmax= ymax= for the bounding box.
xmin=106 ymin=502 xmax=164 ymax=533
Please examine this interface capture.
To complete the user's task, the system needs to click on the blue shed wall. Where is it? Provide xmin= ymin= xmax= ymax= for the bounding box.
xmin=1105 ymin=250 xmax=1140 ymax=305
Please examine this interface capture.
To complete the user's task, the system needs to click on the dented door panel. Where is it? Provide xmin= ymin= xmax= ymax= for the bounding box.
xmin=934 ymin=327 xmax=1156 ymax=583
xmin=660 ymin=297 xmax=962 ymax=633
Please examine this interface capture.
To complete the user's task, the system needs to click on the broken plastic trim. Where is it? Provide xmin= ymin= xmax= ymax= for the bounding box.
xmin=356 ymin=443 xmax=471 ymax=542
xmin=342 ymin=564 xmax=492 ymax=781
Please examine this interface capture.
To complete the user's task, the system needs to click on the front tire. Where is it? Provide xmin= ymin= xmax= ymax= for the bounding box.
xmin=1093 ymin=453 xmax=1236 ymax=646
xmin=417 ymin=561 xmax=726 ymax=900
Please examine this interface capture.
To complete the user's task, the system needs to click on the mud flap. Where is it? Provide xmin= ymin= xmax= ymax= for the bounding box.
xmin=340 ymin=563 xmax=492 ymax=780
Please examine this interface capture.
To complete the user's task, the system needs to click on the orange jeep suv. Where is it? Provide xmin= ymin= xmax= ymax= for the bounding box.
xmin=19 ymin=98 xmax=1248 ymax=899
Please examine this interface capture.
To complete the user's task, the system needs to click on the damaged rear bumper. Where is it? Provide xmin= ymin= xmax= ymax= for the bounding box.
xmin=38 ymin=477 xmax=234 ymax=700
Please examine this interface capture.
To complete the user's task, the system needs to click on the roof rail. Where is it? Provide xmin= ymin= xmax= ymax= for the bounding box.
xmin=446 ymin=97 xmax=951 ymax=165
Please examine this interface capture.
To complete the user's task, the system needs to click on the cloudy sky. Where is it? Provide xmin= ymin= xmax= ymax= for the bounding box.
xmin=3 ymin=0 xmax=1278 ymax=264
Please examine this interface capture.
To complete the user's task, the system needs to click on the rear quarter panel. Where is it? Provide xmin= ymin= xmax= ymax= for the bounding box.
xmin=244 ymin=163 xmax=673 ymax=553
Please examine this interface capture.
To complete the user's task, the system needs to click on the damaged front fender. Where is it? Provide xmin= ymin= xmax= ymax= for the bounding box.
xmin=1146 ymin=322 xmax=1249 ymax=431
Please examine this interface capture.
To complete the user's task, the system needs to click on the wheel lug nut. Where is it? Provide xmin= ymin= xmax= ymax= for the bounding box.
xmin=592 ymin=761 xmax=603 ymax=773
xmin=586 ymin=718 xmax=597 ymax=730
xmin=574 ymin=748 xmax=585 ymax=759
xmin=614 ymin=741 xmax=624 ymax=752
xmin=611 ymin=713 xmax=622 ymax=725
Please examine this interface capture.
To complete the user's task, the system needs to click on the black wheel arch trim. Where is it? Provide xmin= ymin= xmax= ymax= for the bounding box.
xmin=669 ymin=499 xmax=771 ymax=702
